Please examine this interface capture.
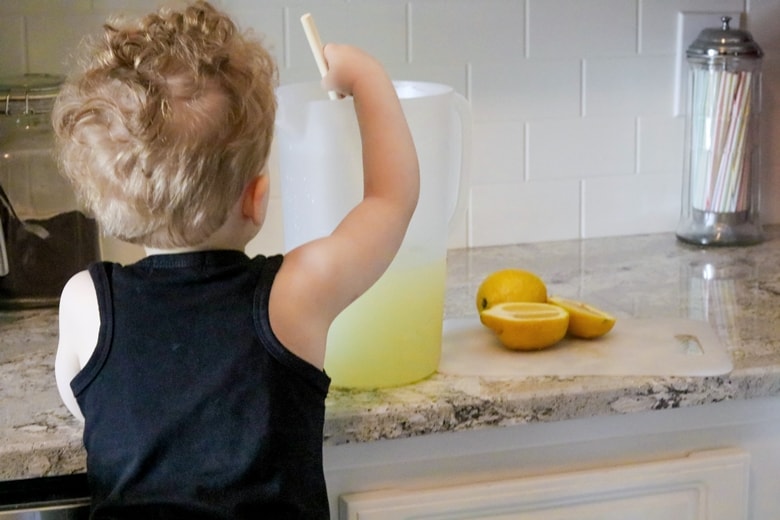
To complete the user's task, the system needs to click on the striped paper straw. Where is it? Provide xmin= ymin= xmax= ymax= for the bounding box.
xmin=689 ymin=68 xmax=754 ymax=213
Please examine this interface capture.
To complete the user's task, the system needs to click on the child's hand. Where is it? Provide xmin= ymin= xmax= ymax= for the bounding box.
xmin=321 ymin=44 xmax=387 ymax=98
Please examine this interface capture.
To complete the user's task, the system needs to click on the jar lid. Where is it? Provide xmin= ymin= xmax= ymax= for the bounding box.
xmin=687 ymin=16 xmax=763 ymax=59
xmin=0 ymin=73 xmax=64 ymax=116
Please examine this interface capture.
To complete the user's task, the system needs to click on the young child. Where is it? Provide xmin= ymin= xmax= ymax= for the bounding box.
xmin=52 ymin=2 xmax=418 ymax=518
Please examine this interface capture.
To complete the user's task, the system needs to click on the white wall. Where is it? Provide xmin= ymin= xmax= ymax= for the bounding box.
xmin=2 ymin=0 xmax=778 ymax=260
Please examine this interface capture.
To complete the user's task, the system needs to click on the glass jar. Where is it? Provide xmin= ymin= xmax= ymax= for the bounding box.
xmin=676 ymin=17 xmax=764 ymax=246
xmin=0 ymin=74 xmax=101 ymax=309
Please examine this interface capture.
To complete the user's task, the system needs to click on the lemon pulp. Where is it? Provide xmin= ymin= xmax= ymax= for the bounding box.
xmin=548 ymin=296 xmax=616 ymax=339
xmin=480 ymin=302 xmax=569 ymax=350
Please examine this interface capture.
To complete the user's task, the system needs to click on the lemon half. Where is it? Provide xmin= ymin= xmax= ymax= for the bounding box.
xmin=548 ymin=296 xmax=616 ymax=339
xmin=480 ymin=302 xmax=569 ymax=350
xmin=475 ymin=269 xmax=547 ymax=313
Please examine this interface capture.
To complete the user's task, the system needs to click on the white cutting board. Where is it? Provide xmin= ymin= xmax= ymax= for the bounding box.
xmin=439 ymin=317 xmax=733 ymax=377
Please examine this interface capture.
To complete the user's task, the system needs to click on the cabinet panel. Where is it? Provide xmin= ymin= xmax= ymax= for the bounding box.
xmin=339 ymin=448 xmax=749 ymax=520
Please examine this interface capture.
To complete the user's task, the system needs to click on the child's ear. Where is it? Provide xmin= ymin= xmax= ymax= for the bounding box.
xmin=241 ymin=174 xmax=270 ymax=226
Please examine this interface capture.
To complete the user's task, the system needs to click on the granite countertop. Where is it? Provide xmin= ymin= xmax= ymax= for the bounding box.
xmin=2 ymin=227 xmax=779 ymax=480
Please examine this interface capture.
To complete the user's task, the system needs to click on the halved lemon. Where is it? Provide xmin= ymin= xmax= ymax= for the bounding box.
xmin=480 ymin=302 xmax=569 ymax=351
xmin=475 ymin=269 xmax=547 ymax=313
xmin=548 ymin=296 xmax=616 ymax=339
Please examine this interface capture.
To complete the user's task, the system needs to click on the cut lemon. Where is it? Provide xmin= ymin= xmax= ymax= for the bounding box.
xmin=548 ymin=296 xmax=616 ymax=339
xmin=475 ymin=269 xmax=547 ymax=313
xmin=480 ymin=302 xmax=569 ymax=351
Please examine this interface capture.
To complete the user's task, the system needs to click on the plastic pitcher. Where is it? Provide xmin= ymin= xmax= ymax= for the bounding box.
xmin=276 ymin=81 xmax=470 ymax=388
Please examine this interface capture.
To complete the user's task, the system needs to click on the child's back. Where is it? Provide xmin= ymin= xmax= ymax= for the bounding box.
xmin=73 ymin=254 xmax=329 ymax=518
xmin=52 ymin=2 xmax=418 ymax=518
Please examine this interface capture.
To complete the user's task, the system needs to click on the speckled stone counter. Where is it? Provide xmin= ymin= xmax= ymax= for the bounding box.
xmin=2 ymin=227 xmax=779 ymax=480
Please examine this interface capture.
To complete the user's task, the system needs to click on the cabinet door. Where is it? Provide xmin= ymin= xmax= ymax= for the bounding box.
xmin=339 ymin=448 xmax=749 ymax=520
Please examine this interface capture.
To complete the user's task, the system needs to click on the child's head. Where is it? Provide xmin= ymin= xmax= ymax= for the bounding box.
xmin=53 ymin=1 xmax=277 ymax=248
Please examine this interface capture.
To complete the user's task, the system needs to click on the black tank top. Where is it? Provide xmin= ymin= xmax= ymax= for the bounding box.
xmin=71 ymin=251 xmax=331 ymax=519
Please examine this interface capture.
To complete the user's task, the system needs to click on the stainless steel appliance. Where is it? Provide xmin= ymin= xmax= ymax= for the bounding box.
xmin=0 ymin=475 xmax=89 ymax=519
xmin=0 ymin=74 xmax=100 ymax=309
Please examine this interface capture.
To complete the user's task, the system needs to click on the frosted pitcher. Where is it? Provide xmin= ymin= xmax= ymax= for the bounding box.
xmin=276 ymin=81 xmax=470 ymax=388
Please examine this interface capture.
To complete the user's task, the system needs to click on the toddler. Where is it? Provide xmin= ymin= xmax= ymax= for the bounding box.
xmin=52 ymin=2 xmax=418 ymax=518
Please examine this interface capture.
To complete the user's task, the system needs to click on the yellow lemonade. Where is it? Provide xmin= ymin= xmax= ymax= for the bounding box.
xmin=325 ymin=258 xmax=447 ymax=388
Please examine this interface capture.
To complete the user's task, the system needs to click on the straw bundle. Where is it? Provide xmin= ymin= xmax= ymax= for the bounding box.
xmin=689 ymin=68 xmax=754 ymax=214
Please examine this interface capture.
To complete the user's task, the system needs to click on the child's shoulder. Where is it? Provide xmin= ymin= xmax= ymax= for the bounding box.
xmin=60 ymin=269 xmax=98 ymax=310
xmin=59 ymin=269 xmax=101 ymax=364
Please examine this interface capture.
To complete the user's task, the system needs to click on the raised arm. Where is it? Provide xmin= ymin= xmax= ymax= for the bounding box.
xmin=268 ymin=44 xmax=419 ymax=369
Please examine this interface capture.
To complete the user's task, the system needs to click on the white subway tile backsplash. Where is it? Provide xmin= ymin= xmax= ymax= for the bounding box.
xmin=6 ymin=0 xmax=780 ymax=259
xmin=472 ymin=121 xmax=525 ymax=185
xmin=410 ymin=0 xmax=525 ymax=64
xmin=640 ymin=0 xmax=746 ymax=55
xmin=221 ymin=6 xmax=284 ymax=65
xmin=284 ymin=3 xmax=408 ymax=68
xmin=638 ymin=117 xmax=685 ymax=175
xmin=470 ymin=180 xmax=581 ymax=246
xmin=527 ymin=0 xmax=638 ymax=57
xmin=527 ymin=117 xmax=636 ymax=179
xmin=471 ymin=59 xmax=581 ymax=121
xmin=582 ymin=173 xmax=682 ymax=238
xmin=585 ymin=55 xmax=676 ymax=117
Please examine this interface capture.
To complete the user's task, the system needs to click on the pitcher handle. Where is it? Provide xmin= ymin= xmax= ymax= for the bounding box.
xmin=447 ymin=92 xmax=471 ymax=237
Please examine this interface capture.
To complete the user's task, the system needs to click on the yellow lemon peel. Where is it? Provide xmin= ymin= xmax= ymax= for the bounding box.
xmin=475 ymin=269 xmax=547 ymax=313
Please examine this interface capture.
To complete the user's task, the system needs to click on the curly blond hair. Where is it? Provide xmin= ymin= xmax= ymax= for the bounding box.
xmin=52 ymin=1 xmax=277 ymax=248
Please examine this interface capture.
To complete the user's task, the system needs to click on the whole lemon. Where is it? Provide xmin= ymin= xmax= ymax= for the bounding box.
xmin=480 ymin=302 xmax=569 ymax=350
xmin=475 ymin=269 xmax=548 ymax=313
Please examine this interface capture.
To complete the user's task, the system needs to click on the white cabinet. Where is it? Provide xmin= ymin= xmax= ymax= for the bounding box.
xmin=339 ymin=448 xmax=749 ymax=520
xmin=324 ymin=397 xmax=780 ymax=519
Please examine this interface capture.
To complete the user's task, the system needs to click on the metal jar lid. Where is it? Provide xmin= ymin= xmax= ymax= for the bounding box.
xmin=687 ymin=16 xmax=763 ymax=59
xmin=0 ymin=73 xmax=64 ymax=116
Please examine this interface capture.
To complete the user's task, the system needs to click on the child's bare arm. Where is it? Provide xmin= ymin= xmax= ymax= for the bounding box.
xmin=269 ymin=45 xmax=419 ymax=369
xmin=55 ymin=270 xmax=101 ymax=421
xmin=320 ymin=44 xmax=420 ymax=293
